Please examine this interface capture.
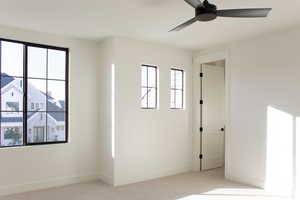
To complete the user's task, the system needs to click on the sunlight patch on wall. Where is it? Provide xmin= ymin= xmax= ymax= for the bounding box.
xmin=265 ymin=106 xmax=293 ymax=196
xmin=295 ymin=117 xmax=300 ymax=198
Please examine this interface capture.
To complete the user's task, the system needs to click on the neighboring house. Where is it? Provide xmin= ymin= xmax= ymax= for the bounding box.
xmin=0 ymin=73 xmax=65 ymax=146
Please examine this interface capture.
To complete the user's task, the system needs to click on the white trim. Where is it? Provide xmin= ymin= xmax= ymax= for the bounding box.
xmin=1 ymin=122 xmax=22 ymax=127
xmin=1 ymin=79 xmax=23 ymax=95
xmin=98 ymin=173 xmax=114 ymax=185
xmin=114 ymin=166 xmax=190 ymax=186
xmin=27 ymin=111 xmax=39 ymax=122
xmin=226 ymin=173 xmax=265 ymax=189
xmin=0 ymin=173 xmax=101 ymax=196
xmin=192 ymin=49 xmax=231 ymax=173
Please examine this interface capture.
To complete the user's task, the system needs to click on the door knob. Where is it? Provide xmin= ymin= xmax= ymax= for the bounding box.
xmin=220 ymin=128 xmax=225 ymax=132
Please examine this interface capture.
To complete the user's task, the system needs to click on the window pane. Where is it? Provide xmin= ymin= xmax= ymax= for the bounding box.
xmin=1 ymin=41 xmax=24 ymax=77
xmin=27 ymin=112 xmax=46 ymax=143
xmin=170 ymin=70 xmax=175 ymax=88
xmin=1 ymin=77 xmax=23 ymax=111
xmin=28 ymin=79 xmax=46 ymax=111
xmin=148 ymin=88 xmax=156 ymax=108
xmin=1 ymin=112 xmax=23 ymax=147
xmin=28 ymin=47 xmax=47 ymax=78
xmin=175 ymin=70 xmax=183 ymax=89
xmin=170 ymin=90 xmax=175 ymax=108
xmin=47 ymin=112 xmax=65 ymax=142
xmin=175 ymin=90 xmax=183 ymax=108
xmin=0 ymin=39 xmax=68 ymax=147
xmin=141 ymin=88 xmax=148 ymax=108
xmin=141 ymin=66 xmax=147 ymax=87
xmin=48 ymin=49 xmax=66 ymax=80
xmin=148 ymin=67 xmax=156 ymax=87
xmin=47 ymin=80 xmax=65 ymax=111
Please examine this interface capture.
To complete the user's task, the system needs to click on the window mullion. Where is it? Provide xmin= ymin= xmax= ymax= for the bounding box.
xmin=146 ymin=66 xmax=149 ymax=108
xmin=65 ymin=49 xmax=69 ymax=142
xmin=46 ymin=49 xmax=48 ymax=142
xmin=155 ymin=67 xmax=157 ymax=108
xmin=23 ymin=45 xmax=28 ymax=146
xmin=181 ymin=71 xmax=184 ymax=108
xmin=0 ymin=41 xmax=2 ymax=145
xmin=174 ymin=71 xmax=177 ymax=108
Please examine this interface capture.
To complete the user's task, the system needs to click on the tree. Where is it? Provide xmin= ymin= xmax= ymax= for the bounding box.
xmin=4 ymin=128 xmax=22 ymax=145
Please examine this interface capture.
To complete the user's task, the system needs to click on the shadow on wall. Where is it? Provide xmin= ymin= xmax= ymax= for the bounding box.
xmin=265 ymin=105 xmax=300 ymax=197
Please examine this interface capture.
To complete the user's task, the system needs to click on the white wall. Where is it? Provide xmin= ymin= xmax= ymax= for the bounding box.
xmin=98 ymin=38 xmax=116 ymax=185
xmin=0 ymin=29 xmax=193 ymax=194
xmin=195 ymin=27 xmax=300 ymax=193
xmin=5 ymin=22 xmax=298 ymax=196
xmin=112 ymin=38 xmax=193 ymax=186
xmin=0 ymin=26 xmax=101 ymax=195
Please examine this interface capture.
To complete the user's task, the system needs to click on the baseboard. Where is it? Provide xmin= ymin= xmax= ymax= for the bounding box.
xmin=114 ymin=166 xmax=191 ymax=186
xmin=0 ymin=173 xmax=101 ymax=196
xmin=98 ymin=173 xmax=113 ymax=185
xmin=225 ymin=172 xmax=265 ymax=188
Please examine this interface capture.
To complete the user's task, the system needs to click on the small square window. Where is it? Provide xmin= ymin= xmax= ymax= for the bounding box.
xmin=141 ymin=65 xmax=158 ymax=109
xmin=28 ymin=47 xmax=47 ymax=79
xmin=170 ymin=68 xmax=184 ymax=109
xmin=1 ymin=41 xmax=24 ymax=77
xmin=1 ymin=76 xmax=23 ymax=112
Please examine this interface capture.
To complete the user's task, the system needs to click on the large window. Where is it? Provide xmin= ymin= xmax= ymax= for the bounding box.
xmin=170 ymin=68 xmax=184 ymax=109
xmin=0 ymin=39 xmax=68 ymax=147
xmin=141 ymin=65 xmax=158 ymax=109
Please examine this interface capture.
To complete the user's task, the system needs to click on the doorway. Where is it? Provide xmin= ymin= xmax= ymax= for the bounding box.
xmin=192 ymin=56 xmax=227 ymax=173
xmin=200 ymin=60 xmax=225 ymax=171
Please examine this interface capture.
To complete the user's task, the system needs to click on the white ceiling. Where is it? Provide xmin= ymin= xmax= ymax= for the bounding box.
xmin=0 ymin=0 xmax=300 ymax=50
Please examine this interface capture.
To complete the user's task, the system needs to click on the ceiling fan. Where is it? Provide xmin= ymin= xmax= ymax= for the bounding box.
xmin=170 ymin=0 xmax=272 ymax=32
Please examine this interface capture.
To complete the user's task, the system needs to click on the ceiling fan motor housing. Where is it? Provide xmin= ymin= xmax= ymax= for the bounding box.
xmin=195 ymin=1 xmax=217 ymax=21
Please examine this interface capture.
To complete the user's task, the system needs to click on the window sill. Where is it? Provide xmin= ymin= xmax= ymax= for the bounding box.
xmin=0 ymin=141 xmax=68 ymax=149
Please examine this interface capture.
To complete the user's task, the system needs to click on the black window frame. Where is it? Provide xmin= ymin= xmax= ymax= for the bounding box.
xmin=141 ymin=64 xmax=158 ymax=109
xmin=0 ymin=38 xmax=69 ymax=148
xmin=170 ymin=68 xmax=184 ymax=109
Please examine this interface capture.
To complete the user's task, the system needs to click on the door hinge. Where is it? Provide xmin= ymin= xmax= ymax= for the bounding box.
xmin=200 ymin=72 xmax=203 ymax=77
xmin=199 ymin=127 xmax=203 ymax=132
xmin=199 ymin=154 xmax=203 ymax=159
xmin=200 ymin=100 xmax=203 ymax=104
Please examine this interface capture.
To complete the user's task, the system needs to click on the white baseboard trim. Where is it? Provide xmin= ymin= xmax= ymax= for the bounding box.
xmin=114 ymin=166 xmax=191 ymax=186
xmin=98 ymin=173 xmax=113 ymax=185
xmin=0 ymin=174 xmax=101 ymax=196
xmin=225 ymin=172 xmax=265 ymax=188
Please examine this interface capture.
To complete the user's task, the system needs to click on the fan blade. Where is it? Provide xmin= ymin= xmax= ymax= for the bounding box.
xmin=184 ymin=0 xmax=202 ymax=8
xmin=169 ymin=17 xmax=198 ymax=32
xmin=217 ymin=8 xmax=272 ymax=18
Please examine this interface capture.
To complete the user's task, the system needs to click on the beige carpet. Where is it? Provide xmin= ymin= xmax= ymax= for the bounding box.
xmin=1 ymin=168 xmax=291 ymax=200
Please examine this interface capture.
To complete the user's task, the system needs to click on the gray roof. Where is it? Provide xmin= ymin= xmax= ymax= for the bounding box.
xmin=1 ymin=116 xmax=23 ymax=123
xmin=48 ymin=112 xmax=65 ymax=122
xmin=1 ymin=73 xmax=15 ymax=88
xmin=48 ymin=101 xmax=64 ymax=112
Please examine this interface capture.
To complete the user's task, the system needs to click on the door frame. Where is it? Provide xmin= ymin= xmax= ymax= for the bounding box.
xmin=192 ymin=50 xmax=231 ymax=175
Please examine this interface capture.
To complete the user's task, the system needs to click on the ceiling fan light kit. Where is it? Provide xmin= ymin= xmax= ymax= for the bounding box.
xmin=170 ymin=0 xmax=272 ymax=32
